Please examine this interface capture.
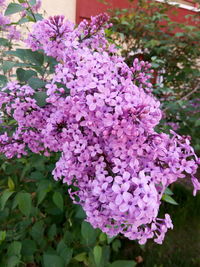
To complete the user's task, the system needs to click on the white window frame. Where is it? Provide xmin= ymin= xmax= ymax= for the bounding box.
xmin=155 ymin=0 xmax=200 ymax=12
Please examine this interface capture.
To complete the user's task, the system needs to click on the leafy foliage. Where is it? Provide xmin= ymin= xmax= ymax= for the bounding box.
xmin=0 ymin=154 xmax=138 ymax=266
xmin=109 ymin=0 xmax=200 ymax=151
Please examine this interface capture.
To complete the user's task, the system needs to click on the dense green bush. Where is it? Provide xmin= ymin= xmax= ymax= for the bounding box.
xmin=109 ymin=0 xmax=200 ymax=151
xmin=0 ymin=154 xmax=138 ymax=266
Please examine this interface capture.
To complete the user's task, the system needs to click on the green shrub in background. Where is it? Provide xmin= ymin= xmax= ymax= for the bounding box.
xmin=108 ymin=1 xmax=200 ymax=265
xmin=109 ymin=0 xmax=200 ymax=151
xmin=0 ymin=154 xmax=138 ymax=266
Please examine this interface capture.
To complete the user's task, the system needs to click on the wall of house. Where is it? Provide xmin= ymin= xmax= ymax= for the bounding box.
xmin=42 ymin=0 xmax=76 ymax=22
xmin=76 ymin=0 xmax=199 ymax=25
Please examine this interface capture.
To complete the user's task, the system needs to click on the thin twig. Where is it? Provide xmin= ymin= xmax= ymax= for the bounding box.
xmin=163 ymin=83 xmax=200 ymax=112
xmin=25 ymin=0 xmax=37 ymax=23
xmin=179 ymin=83 xmax=200 ymax=101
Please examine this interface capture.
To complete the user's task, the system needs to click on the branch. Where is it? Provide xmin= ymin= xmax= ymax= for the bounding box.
xmin=179 ymin=83 xmax=200 ymax=102
xmin=163 ymin=83 xmax=200 ymax=112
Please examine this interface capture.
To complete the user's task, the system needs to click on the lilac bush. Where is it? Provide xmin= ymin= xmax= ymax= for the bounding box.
xmin=0 ymin=11 xmax=199 ymax=245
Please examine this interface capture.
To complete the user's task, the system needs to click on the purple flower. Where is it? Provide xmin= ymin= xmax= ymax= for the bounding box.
xmin=191 ymin=176 xmax=200 ymax=196
xmin=86 ymin=93 xmax=104 ymax=111
xmin=119 ymin=192 xmax=135 ymax=213
xmin=112 ymin=182 xmax=130 ymax=205
xmin=112 ymin=158 xmax=127 ymax=174
xmin=0 ymin=12 xmax=199 ymax=245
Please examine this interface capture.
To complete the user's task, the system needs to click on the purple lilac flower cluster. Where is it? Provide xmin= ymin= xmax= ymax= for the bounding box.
xmin=0 ymin=13 xmax=199 ymax=244
xmin=131 ymin=58 xmax=153 ymax=93
xmin=0 ymin=0 xmax=21 ymax=41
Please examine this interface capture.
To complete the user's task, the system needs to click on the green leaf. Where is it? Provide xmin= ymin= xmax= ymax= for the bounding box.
xmin=2 ymin=61 xmax=16 ymax=73
xmin=81 ymin=221 xmax=98 ymax=246
xmin=0 ymin=190 xmax=14 ymax=210
xmin=75 ymin=205 xmax=86 ymax=219
xmin=8 ymin=177 xmax=15 ymax=191
xmin=12 ymin=194 xmax=19 ymax=210
xmin=0 ymin=231 xmax=6 ymax=244
xmin=44 ymin=55 xmax=58 ymax=73
xmin=6 ymin=49 xmax=44 ymax=66
xmin=109 ymin=260 xmax=136 ymax=267
xmin=99 ymin=232 xmax=107 ymax=242
xmin=164 ymin=187 xmax=173 ymax=196
xmin=0 ymin=38 xmax=10 ymax=47
xmin=35 ymin=13 xmax=43 ymax=21
xmin=37 ymin=180 xmax=50 ymax=205
xmin=57 ymin=240 xmax=73 ymax=265
xmin=16 ymin=68 xmax=37 ymax=83
xmin=21 ymin=239 xmax=37 ymax=256
xmin=74 ymin=252 xmax=87 ymax=262
xmin=162 ymin=194 xmax=178 ymax=205
xmin=107 ymin=235 xmax=116 ymax=244
xmin=4 ymin=3 xmax=25 ymax=16
xmin=26 ymin=13 xmax=37 ymax=22
xmin=30 ymin=221 xmax=44 ymax=243
xmin=7 ymin=256 xmax=20 ymax=267
xmin=17 ymin=192 xmax=32 ymax=217
xmin=13 ymin=63 xmax=35 ymax=69
xmin=17 ymin=17 xmax=29 ymax=24
xmin=121 ymin=20 xmax=129 ymax=26
xmin=112 ymin=239 xmax=121 ymax=252
xmin=53 ymin=192 xmax=64 ymax=211
xmin=29 ymin=0 xmax=36 ymax=5
xmin=0 ymin=75 xmax=8 ymax=89
xmin=48 ymin=224 xmax=57 ymax=241
xmin=93 ymin=245 xmax=102 ymax=267
xmin=43 ymin=254 xmax=65 ymax=267
xmin=28 ymin=77 xmax=46 ymax=90
xmin=8 ymin=241 xmax=22 ymax=256
xmin=33 ymin=91 xmax=48 ymax=107
xmin=175 ymin=32 xmax=184 ymax=37
xmin=63 ymin=231 xmax=73 ymax=246
xmin=30 ymin=170 xmax=45 ymax=181
xmin=195 ymin=120 xmax=200 ymax=127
